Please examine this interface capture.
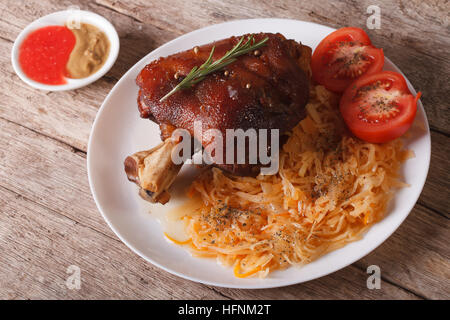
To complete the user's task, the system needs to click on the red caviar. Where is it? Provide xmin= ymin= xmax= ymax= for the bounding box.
xmin=19 ymin=26 xmax=76 ymax=85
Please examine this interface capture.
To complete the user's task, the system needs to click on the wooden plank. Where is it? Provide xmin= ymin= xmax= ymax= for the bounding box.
xmin=96 ymin=0 xmax=450 ymax=135
xmin=211 ymin=267 xmax=421 ymax=300
xmin=1 ymin=0 xmax=448 ymax=146
xmin=0 ymin=115 xmax=113 ymax=236
xmin=0 ymin=186 xmax=228 ymax=299
xmin=0 ymin=0 xmax=176 ymax=152
xmin=0 ymin=117 xmax=442 ymax=299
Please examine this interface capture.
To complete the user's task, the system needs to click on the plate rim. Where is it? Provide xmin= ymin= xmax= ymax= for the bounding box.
xmin=87 ymin=18 xmax=431 ymax=289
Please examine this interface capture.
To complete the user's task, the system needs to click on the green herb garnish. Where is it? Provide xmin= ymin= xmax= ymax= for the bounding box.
xmin=159 ymin=35 xmax=269 ymax=102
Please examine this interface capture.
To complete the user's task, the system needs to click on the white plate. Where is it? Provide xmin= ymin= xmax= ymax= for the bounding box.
xmin=11 ymin=10 xmax=120 ymax=91
xmin=87 ymin=19 xmax=430 ymax=289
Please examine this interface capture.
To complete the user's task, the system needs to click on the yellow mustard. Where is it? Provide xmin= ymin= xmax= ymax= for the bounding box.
xmin=66 ymin=23 xmax=110 ymax=78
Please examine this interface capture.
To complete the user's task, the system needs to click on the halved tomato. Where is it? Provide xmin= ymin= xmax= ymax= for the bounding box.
xmin=339 ymin=71 xmax=421 ymax=143
xmin=311 ymin=27 xmax=384 ymax=92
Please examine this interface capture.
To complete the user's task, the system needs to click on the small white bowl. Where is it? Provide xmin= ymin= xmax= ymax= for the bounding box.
xmin=11 ymin=10 xmax=120 ymax=91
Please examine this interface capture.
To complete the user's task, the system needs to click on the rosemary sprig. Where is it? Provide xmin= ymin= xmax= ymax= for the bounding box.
xmin=159 ymin=35 xmax=269 ymax=102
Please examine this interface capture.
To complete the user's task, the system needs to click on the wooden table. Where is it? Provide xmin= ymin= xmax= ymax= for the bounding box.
xmin=0 ymin=0 xmax=448 ymax=300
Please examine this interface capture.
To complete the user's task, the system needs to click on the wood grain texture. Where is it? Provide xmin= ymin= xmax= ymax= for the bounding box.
xmin=420 ymin=130 xmax=450 ymax=215
xmin=0 ymin=185 xmax=228 ymax=299
xmin=0 ymin=0 xmax=448 ymax=300
xmin=0 ymin=181 xmax=421 ymax=300
xmin=0 ymin=0 xmax=176 ymax=152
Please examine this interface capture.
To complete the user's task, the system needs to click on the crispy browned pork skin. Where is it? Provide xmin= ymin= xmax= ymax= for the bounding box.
xmin=125 ymin=33 xmax=312 ymax=203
